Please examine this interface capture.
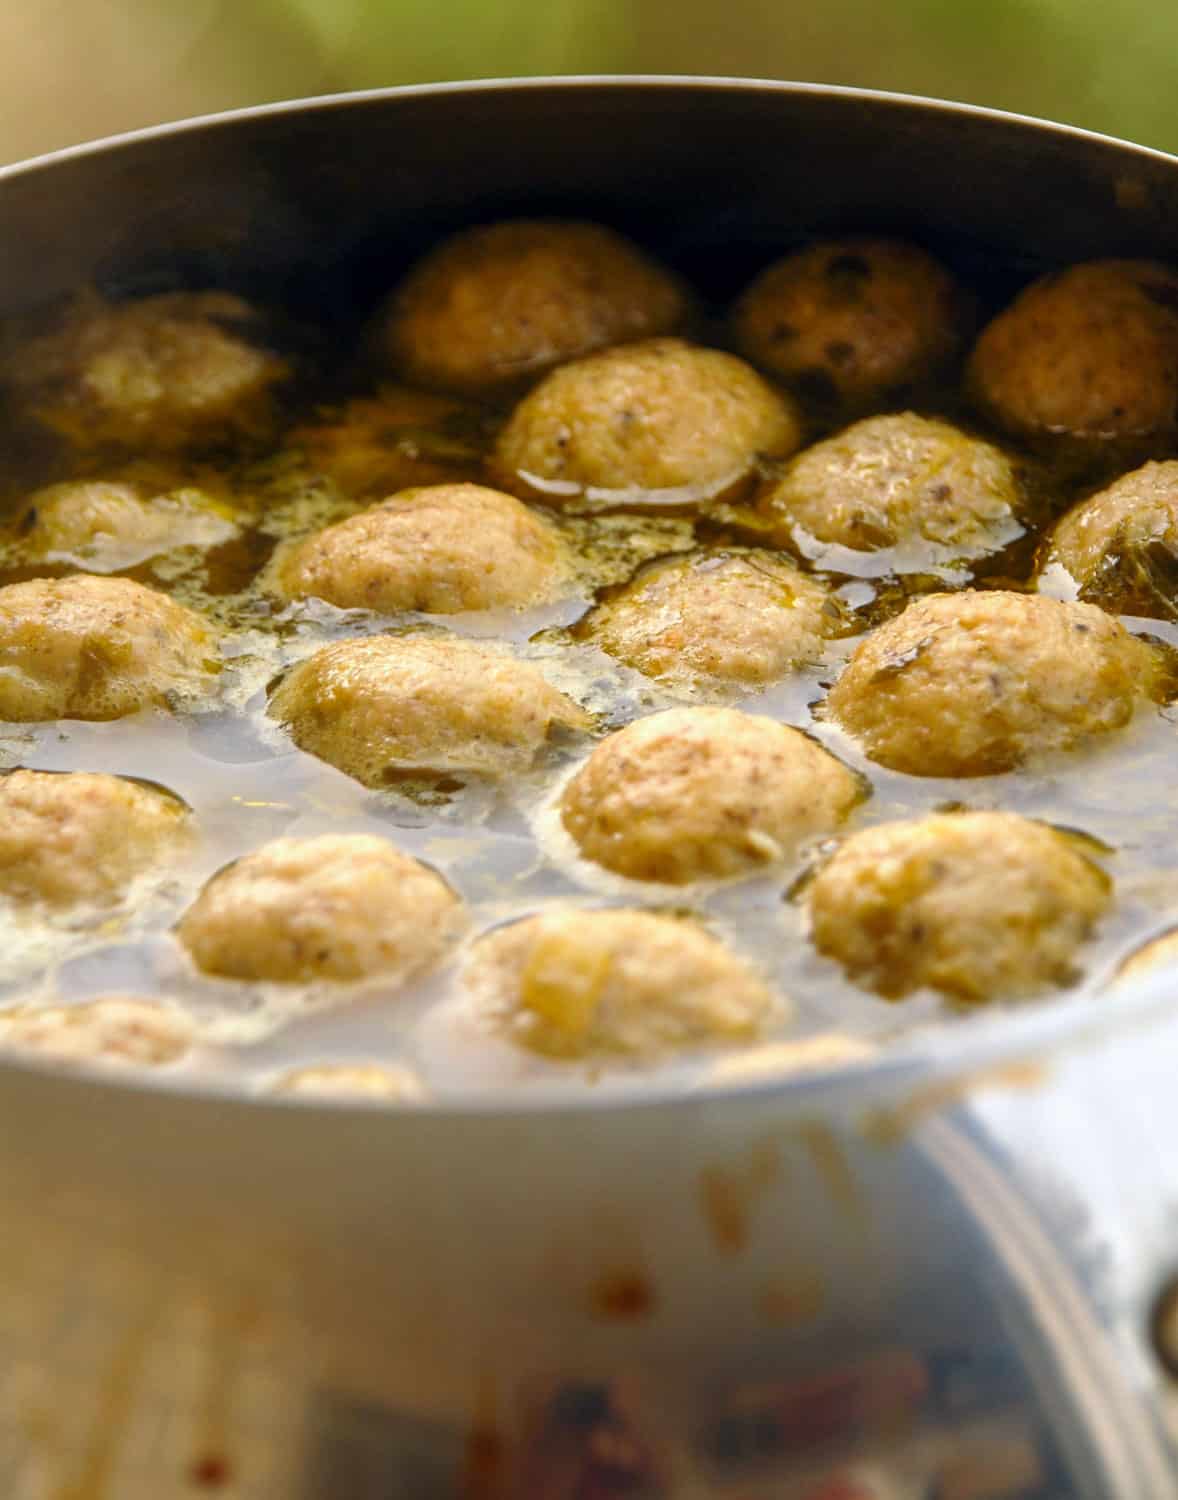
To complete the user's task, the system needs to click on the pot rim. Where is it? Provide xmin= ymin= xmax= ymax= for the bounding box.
xmin=3 ymin=73 xmax=1177 ymax=184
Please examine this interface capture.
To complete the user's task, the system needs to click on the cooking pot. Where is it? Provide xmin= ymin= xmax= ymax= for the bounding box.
xmin=3 ymin=78 xmax=1178 ymax=1499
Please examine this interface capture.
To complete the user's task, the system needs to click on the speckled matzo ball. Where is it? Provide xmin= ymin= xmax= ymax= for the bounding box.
xmin=580 ymin=548 xmax=842 ymax=690
xmin=807 ymin=812 xmax=1111 ymax=1002
xmin=0 ymin=997 xmax=195 ymax=1067
xmin=559 ymin=706 xmax=861 ymax=885
xmin=494 ymin=338 xmax=802 ymax=504
xmin=268 ymin=634 xmax=589 ymax=787
xmin=466 ymin=907 xmax=778 ymax=1057
xmin=757 ymin=412 xmax=1024 ymax=567
xmin=6 ymin=291 xmax=290 ymax=451
xmin=824 ymin=591 xmax=1159 ymax=777
xmin=0 ymin=575 xmax=217 ymax=721
xmin=10 ymin=475 xmax=238 ymax=571
xmin=1041 ymin=460 xmax=1178 ymax=618
xmin=0 ymin=769 xmax=190 ymax=908
xmin=968 ymin=260 xmax=1178 ymax=443
xmin=375 ymin=219 xmax=688 ymax=395
xmin=177 ymin=834 xmax=462 ymax=983
xmin=733 ymin=237 xmax=967 ymax=406
xmin=275 ymin=483 xmax=569 ymax=613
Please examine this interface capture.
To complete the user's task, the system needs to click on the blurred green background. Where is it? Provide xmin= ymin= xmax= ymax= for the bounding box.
xmin=3 ymin=0 xmax=1178 ymax=163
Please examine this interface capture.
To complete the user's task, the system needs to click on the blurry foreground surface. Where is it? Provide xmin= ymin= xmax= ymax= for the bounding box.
xmin=2 ymin=0 xmax=1178 ymax=163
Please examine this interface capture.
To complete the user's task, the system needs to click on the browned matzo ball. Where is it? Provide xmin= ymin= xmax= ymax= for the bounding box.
xmin=6 ymin=291 xmax=290 ymax=451
xmin=177 ymin=834 xmax=462 ymax=983
xmin=967 ymin=260 xmax=1178 ymax=443
xmin=375 ymin=219 xmax=688 ymax=394
xmin=807 ymin=811 xmax=1111 ymax=1002
xmin=274 ymin=483 xmax=569 ymax=613
xmin=10 ymin=475 xmax=238 ymax=571
xmin=1041 ymin=460 xmax=1178 ymax=618
xmin=0 ymin=769 xmax=190 ymax=908
xmin=733 ymin=237 xmax=967 ymax=406
xmin=824 ymin=590 xmax=1159 ymax=777
xmin=756 ymin=412 xmax=1024 ymax=567
xmin=466 ymin=906 xmax=778 ymax=1057
xmin=559 ymin=706 xmax=861 ymax=884
xmin=579 ymin=547 xmax=841 ymax=691
xmin=268 ymin=634 xmax=589 ymax=787
xmin=0 ymin=575 xmax=217 ymax=721
xmin=493 ymin=338 xmax=802 ymax=504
